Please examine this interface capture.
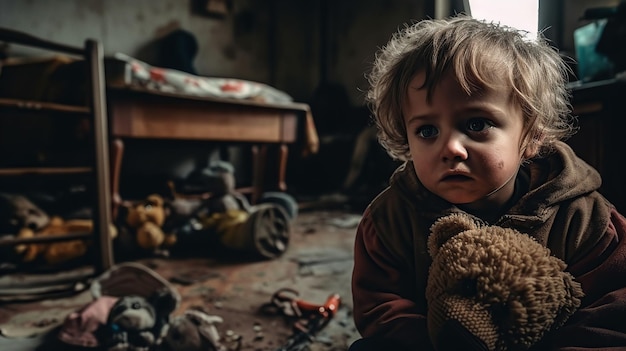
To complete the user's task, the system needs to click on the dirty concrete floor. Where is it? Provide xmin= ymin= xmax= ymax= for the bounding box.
xmin=0 ymin=208 xmax=362 ymax=351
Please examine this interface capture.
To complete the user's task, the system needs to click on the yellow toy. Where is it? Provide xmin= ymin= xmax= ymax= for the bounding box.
xmin=15 ymin=216 xmax=118 ymax=265
xmin=125 ymin=194 xmax=176 ymax=255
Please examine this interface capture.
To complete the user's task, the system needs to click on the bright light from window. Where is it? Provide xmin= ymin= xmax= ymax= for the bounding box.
xmin=468 ymin=0 xmax=539 ymax=38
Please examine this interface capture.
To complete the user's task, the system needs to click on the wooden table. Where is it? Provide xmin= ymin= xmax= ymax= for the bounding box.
xmin=107 ymin=86 xmax=317 ymax=209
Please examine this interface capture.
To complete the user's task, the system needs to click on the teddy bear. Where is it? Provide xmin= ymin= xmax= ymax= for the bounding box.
xmin=124 ymin=194 xmax=176 ymax=256
xmin=0 ymin=192 xmax=50 ymax=234
xmin=15 ymin=216 xmax=118 ymax=265
xmin=158 ymin=309 xmax=228 ymax=351
xmin=425 ymin=213 xmax=585 ymax=351
xmin=0 ymin=192 xmax=51 ymax=263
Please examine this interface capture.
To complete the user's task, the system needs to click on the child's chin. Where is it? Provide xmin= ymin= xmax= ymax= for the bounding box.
xmin=440 ymin=193 xmax=478 ymax=205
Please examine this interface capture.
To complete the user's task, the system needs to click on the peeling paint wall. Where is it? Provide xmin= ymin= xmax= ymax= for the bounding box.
xmin=0 ymin=0 xmax=272 ymax=83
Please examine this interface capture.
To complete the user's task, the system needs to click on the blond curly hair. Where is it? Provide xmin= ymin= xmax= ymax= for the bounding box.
xmin=366 ymin=14 xmax=576 ymax=161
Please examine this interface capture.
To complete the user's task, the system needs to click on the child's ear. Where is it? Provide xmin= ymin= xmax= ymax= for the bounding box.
xmin=522 ymin=133 xmax=542 ymax=159
xmin=522 ymin=141 xmax=539 ymax=159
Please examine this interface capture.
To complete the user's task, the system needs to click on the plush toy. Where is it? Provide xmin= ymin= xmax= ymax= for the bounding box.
xmin=164 ymin=161 xmax=248 ymax=243
xmin=426 ymin=213 xmax=584 ymax=351
xmin=0 ymin=192 xmax=50 ymax=234
xmin=102 ymin=289 xmax=177 ymax=351
xmin=159 ymin=310 xmax=228 ymax=351
xmin=125 ymin=194 xmax=176 ymax=256
xmin=183 ymin=160 xmax=250 ymax=214
xmin=15 ymin=216 xmax=118 ymax=265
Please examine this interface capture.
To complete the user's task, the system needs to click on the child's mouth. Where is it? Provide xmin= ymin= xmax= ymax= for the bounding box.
xmin=442 ymin=174 xmax=471 ymax=182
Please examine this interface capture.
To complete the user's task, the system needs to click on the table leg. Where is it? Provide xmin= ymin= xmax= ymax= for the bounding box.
xmin=251 ymin=145 xmax=263 ymax=204
xmin=110 ymin=138 xmax=124 ymax=219
xmin=277 ymin=143 xmax=288 ymax=192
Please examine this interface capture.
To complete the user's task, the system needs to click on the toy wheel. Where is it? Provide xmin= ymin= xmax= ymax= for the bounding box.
xmin=258 ymin=191 xmax=298 ymax=220
xmin=246 ymin=203 xmax=290 ymax=259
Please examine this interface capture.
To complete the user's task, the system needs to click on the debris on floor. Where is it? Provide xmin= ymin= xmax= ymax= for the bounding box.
xmin=0 ymin=209 xmax=362 ymax=351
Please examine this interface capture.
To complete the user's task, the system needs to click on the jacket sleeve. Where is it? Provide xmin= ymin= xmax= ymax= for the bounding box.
xmin=351 ymin=207 xmax=434 ymax=350
xmin=546 ymin=208 xmax=626 ymax=349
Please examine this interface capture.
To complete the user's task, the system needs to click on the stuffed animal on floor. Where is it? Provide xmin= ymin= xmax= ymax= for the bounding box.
xmin=0 ymin=192 xmax=50 ymax=234
xmin=15 ymin=216 xmax=118 ymax=265
xmin=425 ymin=213 xmax=584 ymax=351
xmin=159 ymin=309 xmax=228 ymax=351
xmin=0 ymin=192 xmax=51 ymax=262
xmin=183 ymin=160 xmax=250 ymax=214
xmin=102 ymin=289 xmax=177 ymax=351
xmin=124 ymin=194 xmax=176 ymax=256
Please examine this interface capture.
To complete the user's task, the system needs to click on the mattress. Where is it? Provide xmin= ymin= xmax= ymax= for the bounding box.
xmin=105 ymin=53 xmax=295 ymax=105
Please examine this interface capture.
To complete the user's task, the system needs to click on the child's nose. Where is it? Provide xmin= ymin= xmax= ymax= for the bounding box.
xmin=440 ymin=133 xmax=468 ymax=162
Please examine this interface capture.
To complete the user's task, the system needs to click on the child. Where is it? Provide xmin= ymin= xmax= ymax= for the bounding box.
xmin=350 ymin=14 xmax=626 ymax=350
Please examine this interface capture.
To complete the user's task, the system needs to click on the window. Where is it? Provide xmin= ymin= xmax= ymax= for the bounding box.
xmin=467 ymin=0 xmax=539 ymax=38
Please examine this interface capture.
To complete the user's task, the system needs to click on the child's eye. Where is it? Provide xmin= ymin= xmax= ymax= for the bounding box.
xmin=466 ymin=118 xmax=492 ymax=132
xmin=416 ymin=125 xmax=438 ymax=139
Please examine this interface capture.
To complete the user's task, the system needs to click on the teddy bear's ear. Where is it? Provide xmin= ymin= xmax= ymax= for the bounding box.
xmin=428 ymin=213 xmax=480 ymax=257
xmin=146 ymin=194 xmax=164 ymax=208
xmin=150 ymin=287 xmax=179 ymax=316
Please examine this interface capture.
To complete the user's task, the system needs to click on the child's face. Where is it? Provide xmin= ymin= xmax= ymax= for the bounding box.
xmin=403 ymin=70 xmax=529 ymax=210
